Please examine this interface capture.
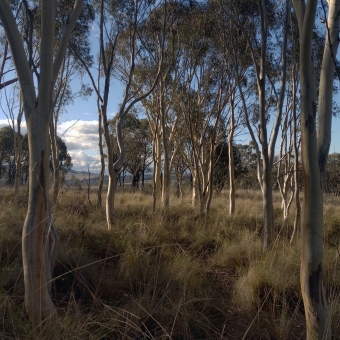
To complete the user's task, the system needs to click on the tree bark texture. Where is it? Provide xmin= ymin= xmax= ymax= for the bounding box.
xmin=97 ymin=111 xmax=105 ymax=208
xmin=228 ymin=91 xmax=236 ymax=215
xmin=292 ymin=0 xmax=336 ymax=338
xmin=0 ymin=0 xmax=83 ymax=336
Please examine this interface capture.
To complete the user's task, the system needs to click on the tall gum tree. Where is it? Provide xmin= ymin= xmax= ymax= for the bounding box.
xmin=0 ymin=0 xmax=83 ymax=337
xmin=230 ymin=0 xmax=290 ymax=250
xmin=102 ymin=0 xmax=163 ymax=228
xmin=292 ymin=0 xmax=340 ymax=338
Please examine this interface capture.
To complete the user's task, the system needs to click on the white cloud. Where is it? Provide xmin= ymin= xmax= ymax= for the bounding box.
xmin=58 ymin=119 xmax=99 ymax=151
xmin=0 ymin=118 xmax=103 ymax=173
xmin=0 ymin=119 xmax=27 ymax=134
xmin=70 ymin=151 xmax=102 ymax=173
xmin=58 ymin=120 xmax=102 ymax=172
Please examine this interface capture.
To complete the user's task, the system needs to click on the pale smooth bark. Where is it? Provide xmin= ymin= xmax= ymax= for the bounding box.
xmin=108 ymin=2 xmax=163 ymax=226
xmin=317 ymin=0 xmax=340 ymax=184
xmin=160 ymin=78 xmax=170 ymax=209
xmin=228 ymin=90 xmax=235 ymax=215
xmin=276 ymin=109 xmax=294 ymax=226
xmin=50 ymin=119 xmax=60 ymax=205
xmin=14 ymin=110 xmax=23 ymax=198
xmin=292 ymin=0 xmax=340 ymax=338
xmin=70 ymin=25 xmax=107 ymax=210
xmin=0 ymin=0 xmax=83 ymax=336
xmin=232 ymin=0 xmax=290 ymax=250
xmin=291 ymin=67 xmax=300 ymax=242
xmin=151 ymin=120 xmax=162 ymax=212
xmin=257 ymin=0 xmax=274 ymax=250
xmin=97 ymin=109 xmax=105 ymax=208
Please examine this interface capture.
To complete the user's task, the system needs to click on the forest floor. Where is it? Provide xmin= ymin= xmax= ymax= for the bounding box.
xmin=1 ymin=186 xmax=340 ymax=339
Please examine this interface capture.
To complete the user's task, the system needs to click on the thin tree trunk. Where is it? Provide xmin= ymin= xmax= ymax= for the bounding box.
xmin=14 ymin=108 xmax=23 ymax=199
xmin=205 ymin=136 xmax=215 ymax=214
xmin=228 ymin=91 xmax=235 ymax=215
xmin=97 ymin=111 xmax=105 ymax=208
xmin=191 ymin=169 xmax=198 ymax=207
xmin=160 ymin=80 xmax=170 ymax=209
xmin=258 ymin=0 xmax=274 ymax=250
xmin=103 ymin=105 xmax=116 ymax=228
xmin=291 ymin=65 xmax=300 ymax=243
xmin=50 ymin=118 xmax=60 ymax=205
xmin=152 ymin=126 xmax=161 ymax=213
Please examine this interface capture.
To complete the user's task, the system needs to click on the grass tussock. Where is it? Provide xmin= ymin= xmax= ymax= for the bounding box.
xmin=1 ymin=186 xmax=340 ymax=339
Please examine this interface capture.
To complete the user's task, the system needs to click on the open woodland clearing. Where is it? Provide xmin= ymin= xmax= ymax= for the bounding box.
xmin=1 ymin=186 xmax=340 ymax=339
xmin=1 ymin=0 xmax=340 ymax=337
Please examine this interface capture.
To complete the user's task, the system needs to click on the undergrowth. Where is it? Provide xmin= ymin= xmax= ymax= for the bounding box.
xmin=0 ymin=187 xmax=340 ymax=339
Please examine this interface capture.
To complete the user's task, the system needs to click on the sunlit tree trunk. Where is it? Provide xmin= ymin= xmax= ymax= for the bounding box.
xmin=160 ymin=78 xmax=170 ymax=209
xmin=191 ymin=168 xmax=198 ymax=207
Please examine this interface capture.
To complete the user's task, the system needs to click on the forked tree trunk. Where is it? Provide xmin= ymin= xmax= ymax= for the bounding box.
xmin=23 ymin=123 xmax=60 ymax=337
xmin=0 ymin=1 xmax=83 ymax=336
xmin=292 ymin=0 xmax=340 ymax=337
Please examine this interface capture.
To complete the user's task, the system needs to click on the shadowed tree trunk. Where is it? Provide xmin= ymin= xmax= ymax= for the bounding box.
xmin=228 ymin=89 xmax=236 ymax=215
xmin=0 ymin=0 xmax=83 ymax=337
xmin=97 ymin=109 xmax=105 ymax=208
xmin=292 ymin=0 xmax=340 ymax=338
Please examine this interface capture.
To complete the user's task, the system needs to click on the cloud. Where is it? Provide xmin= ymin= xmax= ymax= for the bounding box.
xmin=70 ymin=151 xmax=103 ymax=173
xmin=58 ymin=120 xmax=102 ymax=172
xmin=0 ymin=118 xmax=103 ymax=173
xmin=0 ymin=119 xmax=27 ymax=134
xmin=58 ymin=120 xmax=99 ymax=151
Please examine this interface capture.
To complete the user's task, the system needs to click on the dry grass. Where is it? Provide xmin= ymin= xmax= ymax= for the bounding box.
xmin=0 ymin=186 xmax=340 ymax=339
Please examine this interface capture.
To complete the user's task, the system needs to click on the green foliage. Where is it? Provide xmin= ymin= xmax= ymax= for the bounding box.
xmin=109 ymin=112 xmax=152 ymax=187
xmin=50 ymin=136 xmax=73 ymax=175
xmin=213 ymin=142 xmax=246 ymax=193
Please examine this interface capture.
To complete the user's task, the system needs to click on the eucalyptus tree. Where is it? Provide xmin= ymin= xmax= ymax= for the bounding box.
xmin=0 ymin=0 xmax=83 ymax=337
xmin=74 ymin=0 xmax=163 ymax=226
xmin=108 ymin=112 xmax=152 ymax=188
xmin=131 ymin=0 xmax=185 ymax=210
xmin=50 ymin=2 xmax=93 ymax=205
xmin=173 ymin=3 xmax=232 ymax=215
xmin=227 ymin=0 xmax=291 ymax=249
xmin=51 ymin=54 xmax=92 ymax=204
xmin=292 ymin=0 xmax=340 ymax=338
xmin=105 ymin=0 xmax=164 ymax=225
